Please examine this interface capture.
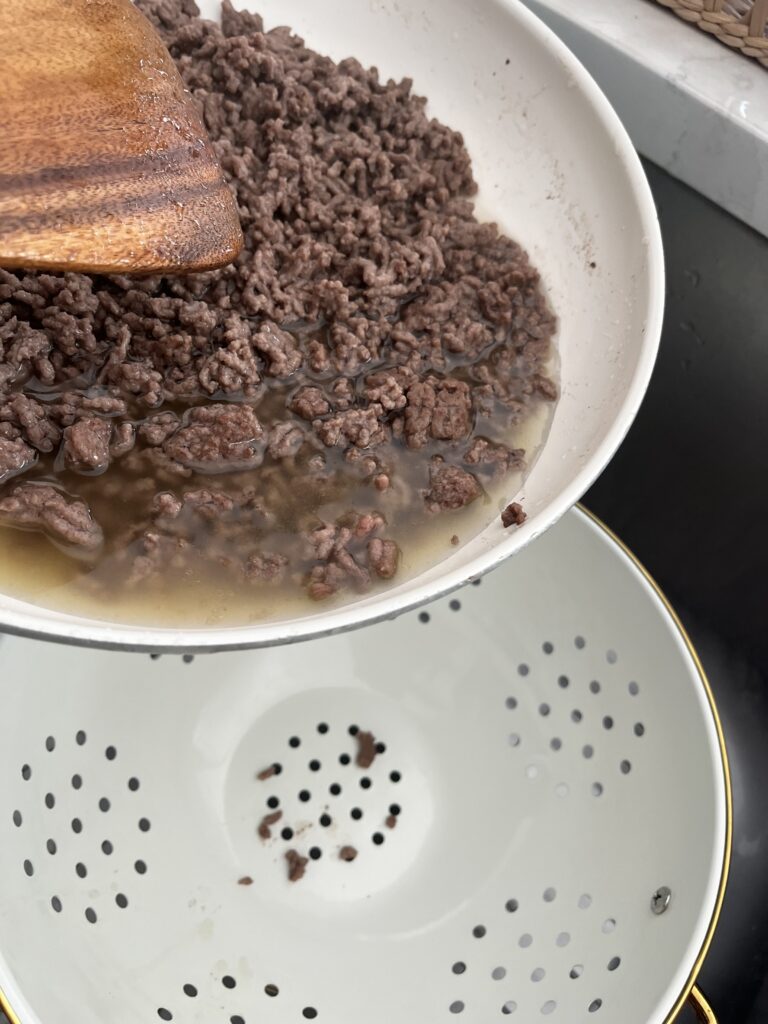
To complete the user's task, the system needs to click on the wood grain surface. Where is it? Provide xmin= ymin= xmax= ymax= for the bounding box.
xmin=0 ymin=0 xmax=243 ymax=273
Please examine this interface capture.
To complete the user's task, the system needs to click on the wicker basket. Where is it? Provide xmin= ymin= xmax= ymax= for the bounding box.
xmin=654 ymin=0 xmax=768 ymax=67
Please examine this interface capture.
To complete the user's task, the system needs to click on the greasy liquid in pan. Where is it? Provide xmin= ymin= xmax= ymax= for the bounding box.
xmin=0 ymin=368 xmax=555 ymax=629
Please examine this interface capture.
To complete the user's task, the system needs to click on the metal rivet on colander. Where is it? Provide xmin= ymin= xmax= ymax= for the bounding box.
xmin=651 ymin=887 xmax=672 ymax=915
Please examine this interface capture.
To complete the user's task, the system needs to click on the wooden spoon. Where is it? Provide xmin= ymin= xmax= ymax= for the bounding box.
xmin=0 ymin=0 xmax=244 ymax=274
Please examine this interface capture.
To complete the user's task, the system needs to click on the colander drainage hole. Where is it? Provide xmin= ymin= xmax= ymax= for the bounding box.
xmin=106 ymin=746 xmax=117 ymax=761
xmin=135 ymin=859 xmax=147 ymax=874
xmin=299 ymin=790 xmax=311 ymax=803
xmin=265 ymin=984 xmax=279 ymax=997
xmin=452 ymin=962 xmax=466 ymax=975
xmin=23 ymin=859 xmax=33 ymax=877
xmin=128 ymin=777 xmax=140 ymax=792
xmin=99 ymin=797 xmax=110 ymax=812
xmin=309 ymin=847 xmax=322 ymax=860
xmin=139 ymin=817 xmax=151 ymax=832
xmin=12 ymin=810 xmax=21 ymax=827
xmin=472 ymin=925 xmax=486 ymax=938
xmin=602 ymin=918 xmax=616 ymax=934
xmin=629 ymin=681 xmax=640 ymax=696
xmin=330 ymin=784 xmax=342 ymax=796
xmin=390 ymin=771 xmax=401 ymax=783
xmin=267 ymin=796 xmax=280 ymax=810
xmin=157 ymin=1010 xmax=172 ymax=1021
xmin=517 ymin=663 xmax=529 ymax=676
xmin=317 ymin=722 xmax=329 ymax=734
xmin=281 ymin=828 xmax=294 ymax=841
xmin=620 ymin=760 xmax=632 ymax=775
xmin=607 ymin=957 xmax=620 ymax=971
xmin=72 ymin=818 xmax=83 ymax=834
xmin=578 ymin=894 xmax=592 ymax=909
xmin=574 ymin=635 xmax=586 ymax=649
xmin=76 ymin=862 xmax=87 ymax=879
xmin=418 ymin=611 xmax=430 ymax=624
xmin=183 ymin=984 xmax=197 ymax=998
xmin=505 ymin=899 xmax=519 ymax=913
xmin=449 ymin=599 xmax=461 ymax=612
xmin=589 ymin=998 xmax=602 ymax=1013
xmin=339 ymin=754 xmax=351 ymax=765
xmin=634 ymin=723 xmax=645 ymax=737
xmin=542 ymin=888 xmax=556 ymax=902
xmin=183 ymin=655 xmax=195 ymax=665
xmin=589 ymin=682 xmax=600 ymax=695
xmin=51 ymin=896 xmax=62 ymax=913
xmin=320 ymin=814 xmax=332 ymax=827
xmin=518 ymin=934 xmax=532 ymax=948
xmin=76 ymin=730 xmax=86 ymax=746
xmin=46 ymin=839 xmax=56 ymax=855
xmin=505 ymin=697 xmax=517 ymax=709
xmin=21 ymin=764 xmax=31 ymax=781
xmin=309 ymin=760 xmax=321 ymax=772
xmin=372 ymin=832 xmax=384 ymax=845
xmin=541 ymin=1001 xmax=556 ymax=1015
xmin=571 ymin=710 xmax=583 ymax=723
xmin=550 ymin=738 xmax=562 ymax=751
xmin=558 ymin=675 xmax=569 ymax=689
xmin=45 ymin=793 xmax=55 ymax=809
xmin=85 ymin=908 xmax=97 ymax=924
xmin=302 ymin=1008 xmax=318 ymax=1019
xmin=231 ymin=1017 xmax=244 ymax=1024
xmin=116 ymin=893 xmax=128 ymax=909
xmin=449 ymin=1000 xmax=464 ymax=1013
xmin=542 ymin=642 xmax=554 ymax=655
xmin=360 ymin=777 xmax=372 ymax=790
xmin=289 ymin=736 xmax=301 ymax=748
xmin=492 ymin=967 xmax=506 ymax=980
xmin=556 ymin=932 xmax=570 ymax=947
xmin=502 ymin=1001 xmax=517 ymax=1014
xmin=45 ymin=736 xmax=55 ymax=752
xmin=71 ymin=774 xmax=82 ymax=790
xmin=222 ymin=975 xmax=236 ymax=989
xmin=531 ymin=967 xmax=545 ymax=982
xmin=570 ymin=965 xmax=584 ymax=979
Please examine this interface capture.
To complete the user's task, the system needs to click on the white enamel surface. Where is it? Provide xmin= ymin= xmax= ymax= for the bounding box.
xmin=0 ymin=0 xmax=664 ymax=650
xmin=0 ymin=510 xmax=727 ymax=1024
xmin=526 ymin=0 xmax=768 ymax=240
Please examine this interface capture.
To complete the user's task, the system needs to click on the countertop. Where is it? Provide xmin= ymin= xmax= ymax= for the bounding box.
xmin=523 ymin=0 xmax=768 ymax=239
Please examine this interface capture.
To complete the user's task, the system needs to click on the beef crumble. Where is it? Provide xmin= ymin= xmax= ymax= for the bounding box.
xmin=0 ymin=0 xmax=556 ymax=613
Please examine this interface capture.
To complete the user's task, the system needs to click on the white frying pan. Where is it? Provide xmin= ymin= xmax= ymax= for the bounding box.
xmin=0 ymin=509 xmax=729 ymax=1023
xmin=0 ymin=0 xmax=663 ymax=650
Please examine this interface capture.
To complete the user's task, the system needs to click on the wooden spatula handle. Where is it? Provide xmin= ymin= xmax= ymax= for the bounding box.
xmin=0 ymin=0 xmax=243 ymax=274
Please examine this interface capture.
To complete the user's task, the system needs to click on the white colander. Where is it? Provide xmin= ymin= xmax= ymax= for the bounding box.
xmin=0 ymin=509 xmax=729 ymax=1024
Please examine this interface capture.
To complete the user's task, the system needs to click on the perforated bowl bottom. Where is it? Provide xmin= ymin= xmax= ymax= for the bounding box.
xmin=0 ymin=510 xmax=728 ymax=1024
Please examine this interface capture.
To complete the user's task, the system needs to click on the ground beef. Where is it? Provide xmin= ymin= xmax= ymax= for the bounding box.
xmin=0 ymin=0 xmax=556 ymax=606
xmin=464 ymin=437 xmax=524 ymax=475
xmin=163 ymin=404 xmax=264 ymax=471
xmin=0 ymin=483 xmax=103 ymax=551
xmin=368 ymin=538 xmax=399 ymax=579
xmin=258 ymin=810 xmax=282 ymax=840
xmin=61 ymin=417 xmax=112 ymax=474
xmin=501 ymin=501 xmax=527 ymax=528
xmin=285 ymin=849 xmax=308 ymax=883
xmin=424 ymin=458 xmax=482 ymax=513
xmin=355 ymin=731 xmax=377 ymax=769
xmin=0 ymin=436 xmax=35 ymax=485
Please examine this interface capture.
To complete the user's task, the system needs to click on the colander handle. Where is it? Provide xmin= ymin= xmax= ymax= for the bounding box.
xmin=687 ymin=985 xmax=717 ymax=1023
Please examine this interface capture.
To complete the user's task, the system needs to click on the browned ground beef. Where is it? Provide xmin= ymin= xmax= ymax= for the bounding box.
xmin=0 ymin=0 xmax=555 ymax=602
